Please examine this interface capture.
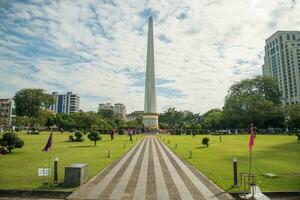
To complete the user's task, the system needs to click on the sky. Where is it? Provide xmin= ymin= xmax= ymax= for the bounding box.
xmin=0 ymin=0 xmax=299 ymax=114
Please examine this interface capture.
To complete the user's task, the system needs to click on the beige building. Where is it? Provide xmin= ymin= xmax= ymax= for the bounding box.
xmin=125 ymin=111 xmax=143 ymax=121
xmin=98 ymin=103 xmax=127 ymax=117
xmin=114 ymin=103 xmax=126 ymax=117
xmin=0 ymin=98 xmax=13 ymax=128
xmin=263 ymin=31 xmax=300 ymax=105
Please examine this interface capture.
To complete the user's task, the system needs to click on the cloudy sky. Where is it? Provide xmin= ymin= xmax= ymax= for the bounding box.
xmin=0 ymin=0 xmax=299 ymax=114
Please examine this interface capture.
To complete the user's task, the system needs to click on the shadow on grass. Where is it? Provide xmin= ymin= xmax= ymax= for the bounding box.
xmin=68 ymin=145 xmax=95 ymax=148
xmin=195 ymin=146 xmax=208 ymax=149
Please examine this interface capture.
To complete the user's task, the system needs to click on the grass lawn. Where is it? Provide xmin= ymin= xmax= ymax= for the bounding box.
xmin=0 ymin=131 xmax=142 ymax=191
xmin=159 ymin=134 xmax=300 ymax=192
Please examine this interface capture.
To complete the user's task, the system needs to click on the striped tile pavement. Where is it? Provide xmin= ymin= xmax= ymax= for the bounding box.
xmin=67 ymin=136 xmax=234 ymax=200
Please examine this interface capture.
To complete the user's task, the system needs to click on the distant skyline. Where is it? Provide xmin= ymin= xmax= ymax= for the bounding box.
xmin=0 ymin=0 xmax=300 ymax=114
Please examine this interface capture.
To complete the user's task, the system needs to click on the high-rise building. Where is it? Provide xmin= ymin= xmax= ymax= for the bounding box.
xmin=50 ymin=92 xmax=80 ymax=114
xmin=0 ymin=98 xmax=13 ymax=128
xmin=263 ymin=31 xmax=300 ymax=105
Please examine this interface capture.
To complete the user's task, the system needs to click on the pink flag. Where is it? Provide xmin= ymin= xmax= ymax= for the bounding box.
xmin=248 ymin=126 xmax=254 ymax=150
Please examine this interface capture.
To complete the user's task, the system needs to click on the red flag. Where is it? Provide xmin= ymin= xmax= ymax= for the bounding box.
xmin=248 ymin=126 xmax=254 ymax=150
xmin=42 ymin=132 xmax=53 ymax=152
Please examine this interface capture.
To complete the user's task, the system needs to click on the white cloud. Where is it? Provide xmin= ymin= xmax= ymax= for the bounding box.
xmin=0 ymin=0 xmax=299 ymax=114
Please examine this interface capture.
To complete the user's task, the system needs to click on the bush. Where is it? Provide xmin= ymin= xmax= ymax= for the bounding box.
xmin=88 ymin=131 xmax=102 ymax=146
xmin=202 ymin=137 xmax=209 ymax=147
xmin=0 ymin=132 xmax=24 ymax=154
xmin=68 ymin=135 xmax=75 ymax=142
xmin=74 ymin=131 xmax=84 ymax=142
xmin=118 ymin=129 xmax=124 ymax=135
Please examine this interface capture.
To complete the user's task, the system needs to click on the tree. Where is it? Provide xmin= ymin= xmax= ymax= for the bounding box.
xmin=14 ymin=88 xmax=53 ymax=118
xmin=14 ymin=89 xmax=53 ymax=130
xmin=285 ymin=104 xmax=300 ymax=130
xmin=0 ymin=132 xmax=24 ymax=154
xmin=202 ymin=109 xmax=223 ymax=129
xmin=223 ymin=76 xmax=283 ymax=128
xmin=88 ymin=131 xmax=102 ymax=146
xmin=98 ymin=109 xmax=116 ymax=120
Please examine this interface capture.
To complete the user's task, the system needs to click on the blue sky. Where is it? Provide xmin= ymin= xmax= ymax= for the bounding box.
xmin=0 ymin=0 xmax=299 ymax=113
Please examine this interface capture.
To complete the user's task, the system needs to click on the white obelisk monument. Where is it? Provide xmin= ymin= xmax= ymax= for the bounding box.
xmin=143 ymin=16 xmax=158 ymax=130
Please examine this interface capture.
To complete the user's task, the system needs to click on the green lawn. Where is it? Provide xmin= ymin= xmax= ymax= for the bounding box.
xmin=0 ymin=131 xmax=142 ymax=191
xmin=159 ymin=134 xmax=300 ymax=192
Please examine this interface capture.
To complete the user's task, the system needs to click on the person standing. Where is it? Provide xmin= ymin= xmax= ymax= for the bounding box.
xmin=128 ymin=128 xmax=133 ymax=141
xmin=110 ymin=129 xmax=115 ymax=140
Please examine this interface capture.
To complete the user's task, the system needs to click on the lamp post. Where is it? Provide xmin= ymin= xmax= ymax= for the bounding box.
xmin=54 ymin=157 xmax=58 ymax=185
xmin=233 ymin=158 xmax=238 ymax=187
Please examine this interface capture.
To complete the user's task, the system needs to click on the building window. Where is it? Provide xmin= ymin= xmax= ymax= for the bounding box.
xmin=292 ymin=35 xmax=295 ymax=40
xmin=287 ymin=35 xmax=290 ymax=40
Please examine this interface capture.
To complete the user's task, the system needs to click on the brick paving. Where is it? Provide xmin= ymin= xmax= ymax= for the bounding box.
xmin=67 ymin=136 xmax=234 ymax=200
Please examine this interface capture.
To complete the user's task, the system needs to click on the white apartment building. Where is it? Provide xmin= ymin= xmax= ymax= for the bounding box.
xmin=263 ymin=31 xmax=300 ymax=105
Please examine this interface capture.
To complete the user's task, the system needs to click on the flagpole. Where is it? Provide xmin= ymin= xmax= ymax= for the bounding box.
xmin=47 ymin=128 xmax=53 ymax=187
xmin=48 ymin=146 xmax=51 ymax=187
xmin=247 ymin=124 xmax=254 ymax=197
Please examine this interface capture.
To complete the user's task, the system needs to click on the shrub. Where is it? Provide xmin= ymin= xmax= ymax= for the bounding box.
xmin=68 ymin=135 xmax=75 ymax=142
xmin=88 ymin=131 xmax=102 ymax=146
xmin=74 ymin=131 xmax=84 ymax=142
xmin=202 ymin=137 xmax=209 ymax=147
xmin=192 ymin=131 xmax=196 ymax=137
xmin=0 ymin=132 xmax=24 ymax=154
xmin=118 ymin=129 xmax=124 ymax=135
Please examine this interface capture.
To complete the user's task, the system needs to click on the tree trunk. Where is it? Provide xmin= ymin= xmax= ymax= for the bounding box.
xmin=94 ymin=140 xmax=96 ymax=146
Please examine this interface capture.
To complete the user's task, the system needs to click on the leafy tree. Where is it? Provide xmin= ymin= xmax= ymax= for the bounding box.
xmin=13 ymin=89 xmax=53 ymax=130
xmin=14 ymin=88 xmax=53 ymax=118
xmin=98 ymin=109 xmax=116 ymax=120
xmin=0 ymin=132 xmax=24 ymax=153
xmin=202 ymin=109 xmax=223 ymax=129
xmin=223 ymin=76 xmax=283 ymax=128
xmin=285 ymin=104 xmax=300 ymax=130
xmin=88 ymin=131 xmax=102 ymax=146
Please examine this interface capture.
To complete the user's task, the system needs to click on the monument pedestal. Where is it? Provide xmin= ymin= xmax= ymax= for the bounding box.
xmin=143 ymin=113 xmax=158 ymax=130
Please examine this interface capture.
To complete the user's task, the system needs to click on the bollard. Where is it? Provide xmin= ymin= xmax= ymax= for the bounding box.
xmin=189 ymin=149 xmax=192 ymax=158
xmin=54 ymin=157 xmax=58 ymax=185
xmin=108 ymin=148 xmax=111 ymax=158
xmin=167 ymin=140 xmax=170 ymax=144
xmin=233 ymin=158 xmax=238 ymax=187
xmin=175 ymin=143 xmax=177 ymax=149
xmin=123 ymin=143 xmax=126 ymax=149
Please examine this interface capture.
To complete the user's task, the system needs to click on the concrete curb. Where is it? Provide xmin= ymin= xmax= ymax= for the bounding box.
xmin=0 ymin=189 xmax=71 ymax=199
xmin=229 ymin=192 xmax=300 ymax=199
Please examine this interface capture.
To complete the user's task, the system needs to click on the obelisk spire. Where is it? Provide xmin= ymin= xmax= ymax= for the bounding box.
xmin=143 ymin=16 xmax=158 ymax=129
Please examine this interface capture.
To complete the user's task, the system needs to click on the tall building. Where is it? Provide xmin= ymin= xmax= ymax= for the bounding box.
xmin=0 ymin=98 xmax=13 ymax=128
xmin=263 ymin=31 xmax=300 ymax=105
xmin=143 ymin=16 xmax=158 ymax=129
xmin=50 ymin=92 xmax=80 ymax=114
xmin=98 ymin=103 xmax=127 ymax=117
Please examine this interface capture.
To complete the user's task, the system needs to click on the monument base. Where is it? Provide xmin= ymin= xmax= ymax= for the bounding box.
xmin=143 ymin=113 xmax=158 ymax=129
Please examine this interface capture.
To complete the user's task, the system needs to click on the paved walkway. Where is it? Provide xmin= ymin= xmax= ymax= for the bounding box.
xmin=68 ymin=136 xmax=233 ymax=200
